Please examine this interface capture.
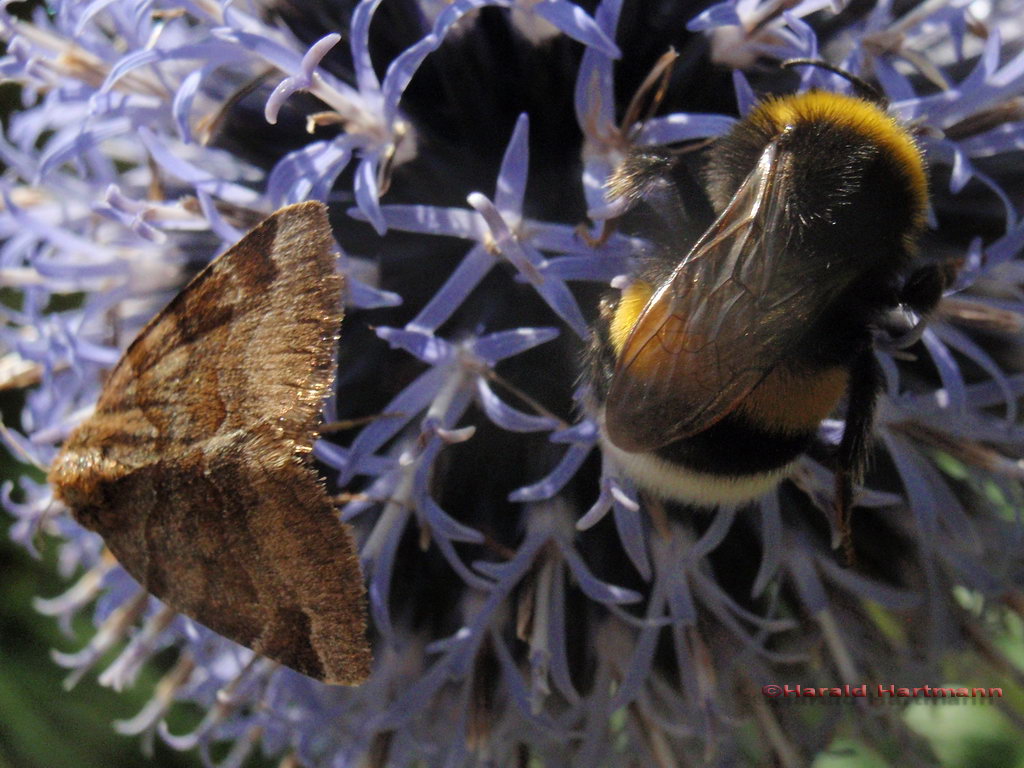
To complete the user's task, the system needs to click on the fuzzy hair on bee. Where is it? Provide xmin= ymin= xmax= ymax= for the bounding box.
xmin=586 ymin=66 xmax=949 ymax=549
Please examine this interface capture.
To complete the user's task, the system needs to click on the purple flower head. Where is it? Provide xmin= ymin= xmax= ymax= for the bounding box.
xmin=3 ymin=0 xmax=1024 ymax=766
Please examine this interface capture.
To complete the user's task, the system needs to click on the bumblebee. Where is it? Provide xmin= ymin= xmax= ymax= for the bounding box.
xmin=588 ymin=67 xmax=947 ymax=536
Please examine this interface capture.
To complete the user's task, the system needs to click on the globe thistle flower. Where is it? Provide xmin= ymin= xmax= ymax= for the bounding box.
xmin=2 ymin=0 xmax=1024 ymax=766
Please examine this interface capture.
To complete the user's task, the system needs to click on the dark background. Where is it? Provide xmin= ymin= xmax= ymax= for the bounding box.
xmin=0 ymin=2 xmax=1022 ymax=766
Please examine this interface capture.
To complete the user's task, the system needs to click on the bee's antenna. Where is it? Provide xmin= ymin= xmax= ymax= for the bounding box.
xmin=782 ymin=59 xmax=886 ymax=105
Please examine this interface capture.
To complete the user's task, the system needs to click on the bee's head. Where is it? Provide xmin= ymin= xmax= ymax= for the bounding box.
xmin=706 ymin=89 xmax=928 ymax=260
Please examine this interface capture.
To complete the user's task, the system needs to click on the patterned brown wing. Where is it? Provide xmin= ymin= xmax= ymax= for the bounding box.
xmin=88 ymin=424 xmax=370 ymax=685
xmin=48 ymin=202 xmax=372 ymax=685
xmin=95 ymin=201 xmax=340 ymax=448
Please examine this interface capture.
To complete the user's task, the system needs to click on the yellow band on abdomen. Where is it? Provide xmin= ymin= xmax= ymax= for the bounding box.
xmin=737 ymin=365 xmax=848 ymax=434
xmin=608 ymin=281 xmax=654 ymax=356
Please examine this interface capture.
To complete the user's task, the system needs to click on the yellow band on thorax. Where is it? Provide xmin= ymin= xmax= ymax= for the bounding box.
xmin=751 ymin=90 xmax=928 ymax=228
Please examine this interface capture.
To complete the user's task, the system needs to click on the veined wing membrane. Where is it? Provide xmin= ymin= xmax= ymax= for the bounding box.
xmin=604 ymin=141 xmax=831 ymax=452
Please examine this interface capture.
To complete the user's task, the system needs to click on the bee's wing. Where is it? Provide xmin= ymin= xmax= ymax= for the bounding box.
xmin=605 ymin=142 xmax=832 ymax=452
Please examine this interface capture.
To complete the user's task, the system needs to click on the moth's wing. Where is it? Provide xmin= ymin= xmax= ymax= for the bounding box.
xmin=49 ymin=203 xmax=369 ymax=684
xmin=604 ymin=143 xmax=838 ymax=452
xmin=94 ymin=201 xmax=340 ymax=448
xmin=93 ymin=423 xmax=370 ymax=685
xmin=227 ymin=424 xmax=370 ymax=685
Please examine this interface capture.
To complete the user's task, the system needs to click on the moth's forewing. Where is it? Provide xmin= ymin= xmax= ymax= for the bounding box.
xmin=49 ymin=202 xmax=371 ymax=685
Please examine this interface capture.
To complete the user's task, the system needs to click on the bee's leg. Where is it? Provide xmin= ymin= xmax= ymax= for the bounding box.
xmin=836 ymin=349 xmax=883 ymax=565
xmin=606 ymin=147 xmax=714 ymax=249
xmin=900 ymin=262 xmax=950 ymax=315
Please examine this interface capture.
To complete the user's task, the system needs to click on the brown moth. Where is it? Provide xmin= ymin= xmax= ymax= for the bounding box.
xmin=47 ymin=202 xmax=371 ymax=685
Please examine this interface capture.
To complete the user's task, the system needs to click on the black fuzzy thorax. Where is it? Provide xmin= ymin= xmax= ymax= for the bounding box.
xmin=705 ymin=113 xmax=924 ymax=367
